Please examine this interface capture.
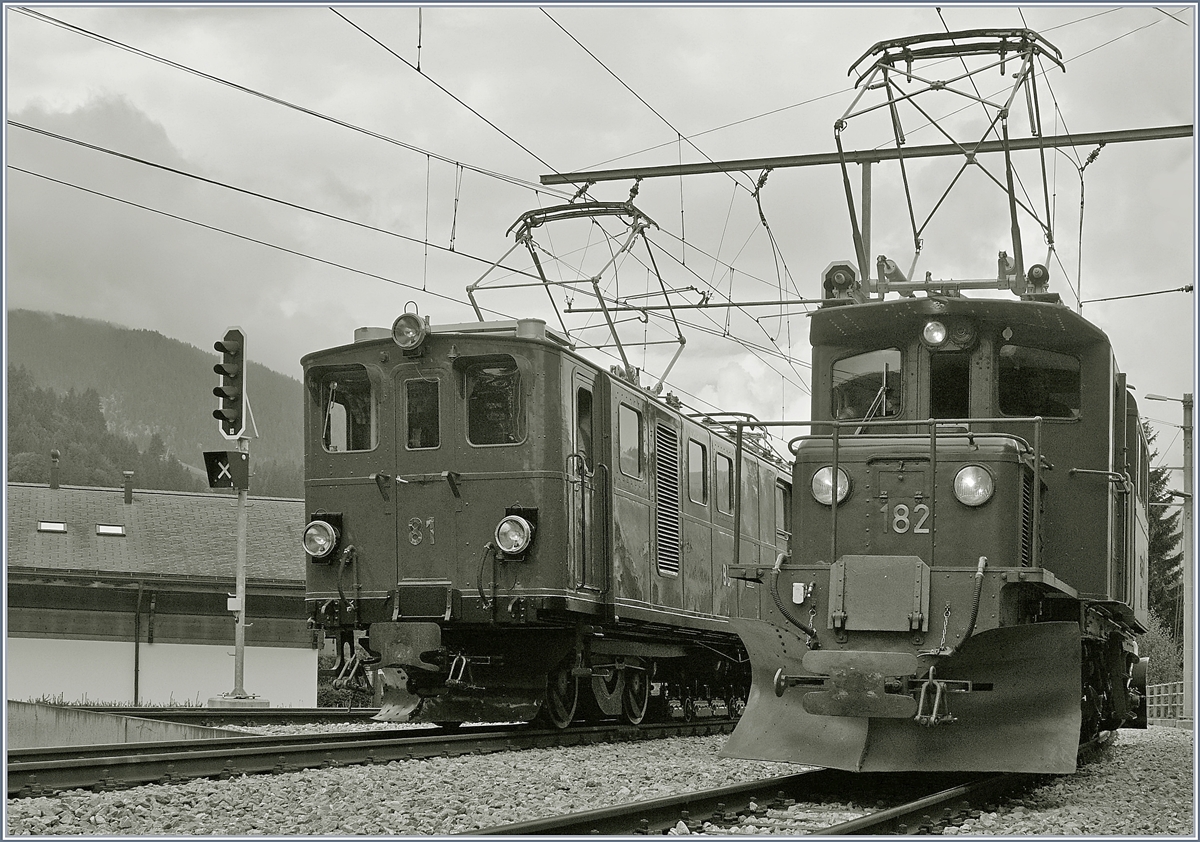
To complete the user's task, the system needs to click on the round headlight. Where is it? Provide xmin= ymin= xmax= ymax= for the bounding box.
xmin=495 ymin=515 xmax=534 ymax=554
xmin=392 ymin=313 xmax=427 ymax=350
xmin=810 ymin=466 xmax=851 ymax=506
xmin=954 ymin=465 xmax=995 ymax=507
xmin=923 ymin=320 xmax=948 ymax=346
xmin=303 ymin=520 xmax=339 ymax=558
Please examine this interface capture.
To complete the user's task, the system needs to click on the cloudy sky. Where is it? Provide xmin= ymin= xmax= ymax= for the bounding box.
xmin=4 ymin=3 xmax=1196 ymax=469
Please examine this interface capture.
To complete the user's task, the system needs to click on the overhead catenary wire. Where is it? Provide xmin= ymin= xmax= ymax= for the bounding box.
xmin=331 ymin=7 xmax=584 ymax=190
xmin=10 ymin=6 xmax=574 ymax=201
xmin=7 ymin=164 xmax=508 ymax=317
xmin=7 ymin=120 xmax=547 ymax=285
xmin=16 ymin=159 xmax=800 ymax=429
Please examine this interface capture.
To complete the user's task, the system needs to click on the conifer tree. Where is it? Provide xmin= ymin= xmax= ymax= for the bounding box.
xmin=1144 ymin=420 xmax=1184 ymax=641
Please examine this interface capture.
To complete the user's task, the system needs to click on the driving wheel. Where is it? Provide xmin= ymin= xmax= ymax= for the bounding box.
xmin=541 ymin=659 xmax=579 ymax=729
xmin=621 ymin=657 xmax=650 ymax=725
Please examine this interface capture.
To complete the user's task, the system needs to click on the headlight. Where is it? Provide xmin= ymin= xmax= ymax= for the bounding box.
xmin=495 ymin=515 xmax=534 ymax=554
xmin=303 ymin=520 xmax=339 ymax=558
xmin=391 ymin=312 xmax=428 ymax=350
xmin=954 ymin=465 xmax=995 ymax=506
xmin=923 ymin=320 xmax=947 ymax=346
xmin=811 ymin=466 xmax=850 ymax=506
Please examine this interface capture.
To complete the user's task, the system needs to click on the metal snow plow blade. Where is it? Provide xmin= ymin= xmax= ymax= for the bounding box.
xmin=722 ymin=619 xmax=1082 ymax=773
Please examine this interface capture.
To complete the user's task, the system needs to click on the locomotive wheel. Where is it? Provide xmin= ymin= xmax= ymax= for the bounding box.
xmin=621 ymin=657 xmax=650 ymax=726
xmin=591 ymin=665 xmax=625 ymax=717
xmin=542 ymin=660 xmax=579 ymax=729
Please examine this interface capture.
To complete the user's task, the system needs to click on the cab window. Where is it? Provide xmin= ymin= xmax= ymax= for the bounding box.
xmin=715 ymin=453 xmax=734 ymax=514
xmin=406 ymin=379 xmax=440 ymax=449
xmin=320 ymin=367 xmax=377 ymax=453
xmin=775 ymin=482 xmax=791 ymax=538
xmin=688 ymin=439 xmax=708 ymax=504
xmin=998 ymin=345 xmax=1081 ymax=419
xmin=831 ymin=348 xmax=901 ymax=421
xmin=466 ymin=361 xmax=524 ymax=445
xmin=618 ymin=404 xmax=643 ymax=478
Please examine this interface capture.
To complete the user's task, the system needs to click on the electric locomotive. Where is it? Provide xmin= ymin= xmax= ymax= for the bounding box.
xmin=720 ymin=261 xmax=1151 ymax=773
xmin=302 ymin=314 xmax=789 ymax=727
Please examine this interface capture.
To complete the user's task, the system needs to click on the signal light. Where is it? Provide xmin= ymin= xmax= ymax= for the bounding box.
xmin=213 ymin=327 xmax=246 ymax=438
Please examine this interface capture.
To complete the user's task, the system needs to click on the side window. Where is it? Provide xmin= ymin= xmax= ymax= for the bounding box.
xmin=715 ymin=453 xmax=733 ymax=514
xmin=775 ymin=482 xmax=791 ymax=537
xmin=466 ymin=361 xmax=524 ymax=445
xmin=831 ymin=348 xmax=902 ymax=421
xmin=406 ymin=379 xmax=440 ymax=449
xmin=998 ymin=345 xmax=1081 ymax=419
xmin=688 ymin=439 xmax=707 ymax=504
xmin=1139 ymin=436 xmax=1150 ymax=507
xmin=576 ymin=387 xmax=594 ymax=469
xmin=321 ymin=367 xmax=377 ymax=453
xmin=618 ymin=404 xmax=643 ymax=478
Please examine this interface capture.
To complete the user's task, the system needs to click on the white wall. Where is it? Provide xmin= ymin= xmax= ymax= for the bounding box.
xmin=6 ymin=638 xmax=317 ymax=707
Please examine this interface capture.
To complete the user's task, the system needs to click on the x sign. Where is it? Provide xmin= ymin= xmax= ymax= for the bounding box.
xmin=203 ymin=450 xmax=250 ymax=490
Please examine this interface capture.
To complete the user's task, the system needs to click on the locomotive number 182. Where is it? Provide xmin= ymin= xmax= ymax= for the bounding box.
xmin=881 ymin=502 xmax=930 ymax=534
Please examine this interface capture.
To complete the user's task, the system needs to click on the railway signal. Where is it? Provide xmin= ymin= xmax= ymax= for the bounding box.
xmin=202 ymin=450 xmax=249 ymax=490
xmin=213 ymin=327 xmax=246 ymax=439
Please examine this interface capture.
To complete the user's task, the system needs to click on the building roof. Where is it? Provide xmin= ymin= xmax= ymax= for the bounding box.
xmin=6 ymin=483 xmax=304 ymax=584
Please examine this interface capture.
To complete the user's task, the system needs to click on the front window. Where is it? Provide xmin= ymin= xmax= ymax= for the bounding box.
xmin=406 ymin=379 xmax=440 ymax=449
xmin=998 ymin=345 xmax=1080 ymax=419
xmin=831 ymin=348 xmax=901 ymax=422
xmin=930 ymin=351 xmax=970 ymax=419
xmin=320 ymin=367 xmax=377 ymax=452
xmin=466 ymin=361 xmax=524 ymax=445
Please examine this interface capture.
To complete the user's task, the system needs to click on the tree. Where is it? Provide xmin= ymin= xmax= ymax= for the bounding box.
xmin=6 ymin=364 xmax=204 ymax=493
xmin=1144 ymin=420 xmax=1184 ymax=641
xmin=1139 ymin=610 xmax=1184 ymax=685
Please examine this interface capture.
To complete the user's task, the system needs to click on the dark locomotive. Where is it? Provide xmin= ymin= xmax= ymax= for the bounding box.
xmin=302 ymin=314 xmax=789 ymax=727
xmin=719 ymin=264 xmax=1150 ymax=773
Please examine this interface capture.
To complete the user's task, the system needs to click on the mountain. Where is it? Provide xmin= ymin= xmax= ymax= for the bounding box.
xmin=6 ymin=310 xmax=304 ymax=486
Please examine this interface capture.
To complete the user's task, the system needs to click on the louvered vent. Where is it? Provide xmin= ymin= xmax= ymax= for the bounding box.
xmin=655 ymin=423 xmax=682 ymax=576
xmin=1020 ymin=470 xmax=1035 ymax=567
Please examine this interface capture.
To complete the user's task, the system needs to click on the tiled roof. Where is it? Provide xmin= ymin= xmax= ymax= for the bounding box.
xmin=6 ymin=483 xmax=304 ymax=583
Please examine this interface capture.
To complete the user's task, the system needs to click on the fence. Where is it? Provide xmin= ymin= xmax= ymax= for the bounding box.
xmin=1146 ymin=681 xmax=1189 ymax=725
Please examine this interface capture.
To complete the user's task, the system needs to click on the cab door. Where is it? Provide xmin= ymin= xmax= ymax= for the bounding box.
xmin=393 ymin=366 xmax=456 ymax=582
xmin=570 ymin=370 xmax=610 ymax=593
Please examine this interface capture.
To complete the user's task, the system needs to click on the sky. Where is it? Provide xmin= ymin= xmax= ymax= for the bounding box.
xmin=3 ymin=2 xmax=1196 ymax=473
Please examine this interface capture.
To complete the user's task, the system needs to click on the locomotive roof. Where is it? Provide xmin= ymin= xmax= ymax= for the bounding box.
xmin=810 ymin=295 xmax=1109 ymax=351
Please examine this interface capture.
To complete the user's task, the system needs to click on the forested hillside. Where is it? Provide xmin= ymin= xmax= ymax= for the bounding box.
xmin=8 ymin=365 xmax=205 ymax=491
xmin=6 ymin=310 xmax=304 ymax=497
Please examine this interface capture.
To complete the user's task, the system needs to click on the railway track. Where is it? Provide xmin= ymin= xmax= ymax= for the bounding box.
xmin=8 ymin=719 xmax=735 ymax=798
xmin=469 ymin=767 xmax=1033 ymax=835
xmin=467 ymin=734 xmax=1117 ymax=835
xmin=68 ymin=706 xmax=385 ymax=727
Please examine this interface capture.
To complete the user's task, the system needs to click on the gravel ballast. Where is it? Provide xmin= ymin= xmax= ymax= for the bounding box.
xmin=6 ymin=726 xmax=1192 ymax=835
